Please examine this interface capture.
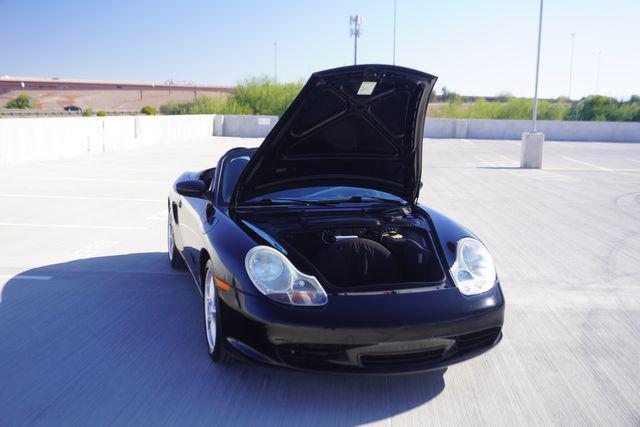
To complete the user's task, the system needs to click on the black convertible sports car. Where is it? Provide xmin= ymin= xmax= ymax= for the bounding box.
xmin=167 ymin=65 xmax=504 ymax=374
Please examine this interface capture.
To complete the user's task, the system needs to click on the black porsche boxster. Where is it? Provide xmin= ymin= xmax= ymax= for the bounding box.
xmin=167 ymin=65 xmax=504 ymax=374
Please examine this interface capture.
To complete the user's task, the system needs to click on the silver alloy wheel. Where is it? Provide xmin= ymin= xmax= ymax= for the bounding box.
xmin=167 ymin=214 xmax=174 ymax=261
xmin=204 ymin=268 xmax=217 ymax=353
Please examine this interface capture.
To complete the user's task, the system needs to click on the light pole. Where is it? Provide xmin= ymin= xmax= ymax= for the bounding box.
xmin=596 ymin=51 xmax=602 ymax=94
xmin=350 ymin=15 xmax=363 ymax=65
xmin=392 ymin=0 xmax=397 ymax=65
xmin=531 ymin=0 xmax=544 ymax=132
xmin=521 ymin=0 xmax=545 ymax=169
xmin=273 ymin=42 xmax=277 ymax=82
xmin=568 ymin=32 xmax=575 ymax=99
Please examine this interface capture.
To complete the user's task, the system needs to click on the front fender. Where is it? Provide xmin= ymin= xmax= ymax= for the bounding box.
xmin=417 ymin=204 xmax=478 ymax=270
xmin=205 ymin=212 xmax=262 ymax=295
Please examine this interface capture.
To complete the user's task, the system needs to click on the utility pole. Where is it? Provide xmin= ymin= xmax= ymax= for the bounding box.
xmin=568 ymin=33 xmax=575 ymax=99
xmin=596 ymin=51 xmax=602 ymax=94
xmin=392 ymin=0 xmax=397 ymax=65
xmin=273 ymin=42 xmax=277 ymax=82
xmin=350 ymin=15 xmax=363 ymax=65
xmin=531 ymin=0 xmax=544 ymax=132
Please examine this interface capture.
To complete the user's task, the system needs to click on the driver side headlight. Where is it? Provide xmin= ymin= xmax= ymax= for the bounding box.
xmin=245 ymin=246 xmax=328 ymax=306
xmin=450 ymin=238 xmax=497 ymax=296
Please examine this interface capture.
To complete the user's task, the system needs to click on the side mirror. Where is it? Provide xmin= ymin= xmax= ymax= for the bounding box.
xmin=175 ymin=179 xmax=206 ymax=197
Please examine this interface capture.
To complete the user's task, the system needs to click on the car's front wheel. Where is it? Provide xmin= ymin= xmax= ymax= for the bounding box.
xmin=203 ymin=260 xmax=233 ymax=363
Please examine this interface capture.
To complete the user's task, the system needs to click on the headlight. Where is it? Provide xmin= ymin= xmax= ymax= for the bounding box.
xmin=450 ymin=238 xmax=497 ymax=296
xmin=245 ymin=246 xmax=328 ymax=306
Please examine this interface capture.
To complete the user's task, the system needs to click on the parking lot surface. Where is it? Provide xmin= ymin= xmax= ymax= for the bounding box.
xmin=1 ymin=137 xmax=639 ymax=425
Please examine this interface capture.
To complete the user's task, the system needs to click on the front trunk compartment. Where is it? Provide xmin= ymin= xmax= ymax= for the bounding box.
xmin=237 ymin=206 xmax=446 ymax=293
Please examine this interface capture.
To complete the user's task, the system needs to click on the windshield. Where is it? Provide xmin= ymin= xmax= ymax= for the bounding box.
xmin=246 ymin=186 xmax=406 ymax=204
xmin=221 ymin=150 xmax=406 ymax=205
xmin=220 ymin=152 xmax=253 ymax=204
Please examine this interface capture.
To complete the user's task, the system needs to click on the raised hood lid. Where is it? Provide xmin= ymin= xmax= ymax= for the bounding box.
xmin=233 ymin=65 xmax=437 ymax=205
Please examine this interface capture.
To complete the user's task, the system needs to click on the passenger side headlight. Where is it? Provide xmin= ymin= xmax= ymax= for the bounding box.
xmin=450 ymin=238 xmax=497 ymax=296
xmin=245 ymin=246 xmax=328 ymax=306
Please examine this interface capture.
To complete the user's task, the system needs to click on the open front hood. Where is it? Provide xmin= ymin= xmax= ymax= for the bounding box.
xmin=233 ymin=65 xmax=437 ymax=205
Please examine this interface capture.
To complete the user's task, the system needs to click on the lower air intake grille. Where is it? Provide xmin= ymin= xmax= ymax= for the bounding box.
xmin=360 ymin=347 xmax=446 ymax=367
xmin=453 ymin=327 xmax=501 ymax=353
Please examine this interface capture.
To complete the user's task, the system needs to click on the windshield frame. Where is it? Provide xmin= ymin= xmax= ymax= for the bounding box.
xmin=215 ymin=148 xmax=255 ymax=206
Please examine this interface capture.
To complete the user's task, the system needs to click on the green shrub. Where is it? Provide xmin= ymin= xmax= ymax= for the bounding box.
xmin=159 ymin=76 xmax=303 ymax=116
xmin=232 ymin=77 xmax=303 ymax=115
xmin=5 ymin=94 xmax=34 ymax=109
xmin=82 ymin=108 xmax=94 ymax=116
xmin=96 ymin=110 xmax=108 ymax=117
xmin=568 ymin=95 xmax=640 ymax=121
xmin=140 ymin=105 xmax=157 ymax=115
xmin=160 ymin=101 xmax=190 ymax=115
xmin=430 ymin=97 xmax=572 ymax=120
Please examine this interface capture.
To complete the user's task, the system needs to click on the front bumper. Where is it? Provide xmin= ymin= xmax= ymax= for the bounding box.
xmin=220 ymin=284 xmax=505 ymax=374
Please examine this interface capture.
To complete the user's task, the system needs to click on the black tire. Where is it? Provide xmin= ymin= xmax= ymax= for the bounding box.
xmin=203 ymin=260 xmax=234 ymax=363
xmin=168 ymin=211 xmax=184 ymax=269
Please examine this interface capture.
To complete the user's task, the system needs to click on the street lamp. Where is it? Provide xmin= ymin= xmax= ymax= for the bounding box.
xmin=568 ymin=33 xmax=575 ymax=100
xmin=521 ymin=0 xmax=545 ymax=169
xmin=596 ymin=51 xmax=602 ymax=94
xmin=393 ymin=0 xmax=397 ymax=65
xmin=531 ymin=0 xmax=544 ymax=132
xmin=350 ymin=15 xmax=363 ymax=65
xmin=273 ymin=42 xmax=277 ymax=82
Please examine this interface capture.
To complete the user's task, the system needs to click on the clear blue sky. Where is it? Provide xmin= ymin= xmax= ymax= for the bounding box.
xmin=2 ymin=0 xmax=638 ymax=99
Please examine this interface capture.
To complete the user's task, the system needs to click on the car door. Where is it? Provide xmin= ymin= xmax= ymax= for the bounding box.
xmin=177 ymin=194 xmax=210 ymax=275
xmin=177 ymin=171 xmax=219 ymax=278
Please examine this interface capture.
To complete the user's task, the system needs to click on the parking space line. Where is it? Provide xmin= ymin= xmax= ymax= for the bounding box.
xmin=37 ymin=163 xmax=174 ymax=173
xmin=562 ymin=156 xmax=612 ymax=171
xmin=146 ymin=210 xmax=167 ymax=221
xmin=500 ymin=140 xmax=520 ymax=146
xmin=0 ymin=175 xmax=165 ymax=185
xmin=0 ymin=222 xmax=145 ymax=230
xmin=0 ymin=194 xmax=164 ymax=203
xmin=474 ymin=154 xmax=518 ymax=167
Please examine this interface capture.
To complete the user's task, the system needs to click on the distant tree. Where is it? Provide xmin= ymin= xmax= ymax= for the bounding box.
xmin=140 ymin=105 xmax=157 ymax=115
xmin=441 ymin=87 xmax=461 ymax=103
xmin=96 ymin=110 xmax=108 ymax=117
xmin=495 ymin=91 xmax=513 ymax=102
xmin=579 ymin=96 xmax=616 ymax=121
xmin=5 ymin=94 xmax=33 ymax=109
xmin=82 ymin=108 xmax=94 ymax=116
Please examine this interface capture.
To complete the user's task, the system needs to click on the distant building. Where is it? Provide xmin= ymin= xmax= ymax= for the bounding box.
xmin=0 ymin=76 xmax=233 ymax=111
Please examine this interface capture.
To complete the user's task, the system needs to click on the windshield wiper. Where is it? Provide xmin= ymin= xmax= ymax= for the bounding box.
xmin=256 ymin=198 xmax=333 ymax=207
xmin=334 ymin=196 xmax=407 ymax=204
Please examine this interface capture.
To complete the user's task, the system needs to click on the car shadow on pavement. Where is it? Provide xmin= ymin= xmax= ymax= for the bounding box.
xmin=0 ymin=252 xmax=445 ymax=425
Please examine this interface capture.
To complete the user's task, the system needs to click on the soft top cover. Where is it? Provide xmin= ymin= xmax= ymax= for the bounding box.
xmin=232 ymin=65 xmax=437 ymax=205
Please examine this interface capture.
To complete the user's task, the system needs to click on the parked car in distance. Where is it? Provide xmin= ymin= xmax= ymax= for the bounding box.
xmin=167 ymin=64 xmax=505 ymax=374
xmin=63 ymin=105 xmax=82 ymax=112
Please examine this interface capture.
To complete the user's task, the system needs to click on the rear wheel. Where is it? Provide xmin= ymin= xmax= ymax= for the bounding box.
xmin=168 ymin=211 xmax=184 ymax=269
xmin=203 ymin=260 xmax=233 ymax=363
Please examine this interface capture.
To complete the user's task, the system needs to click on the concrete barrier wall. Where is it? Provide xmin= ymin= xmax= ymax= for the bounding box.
xmin=424 ymin=118 xmax=640 ymax=142
xmin=0 ymin=115 xmax=215 ymax=166
xmin=2 ymin=114 xmax=639 ymax=166
xmin=221 ymin=115 xmax=278 ymax=138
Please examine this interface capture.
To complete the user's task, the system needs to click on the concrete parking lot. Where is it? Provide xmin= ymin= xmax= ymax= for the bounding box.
xmin=0 ymin=137 xmax=639 ymax=425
